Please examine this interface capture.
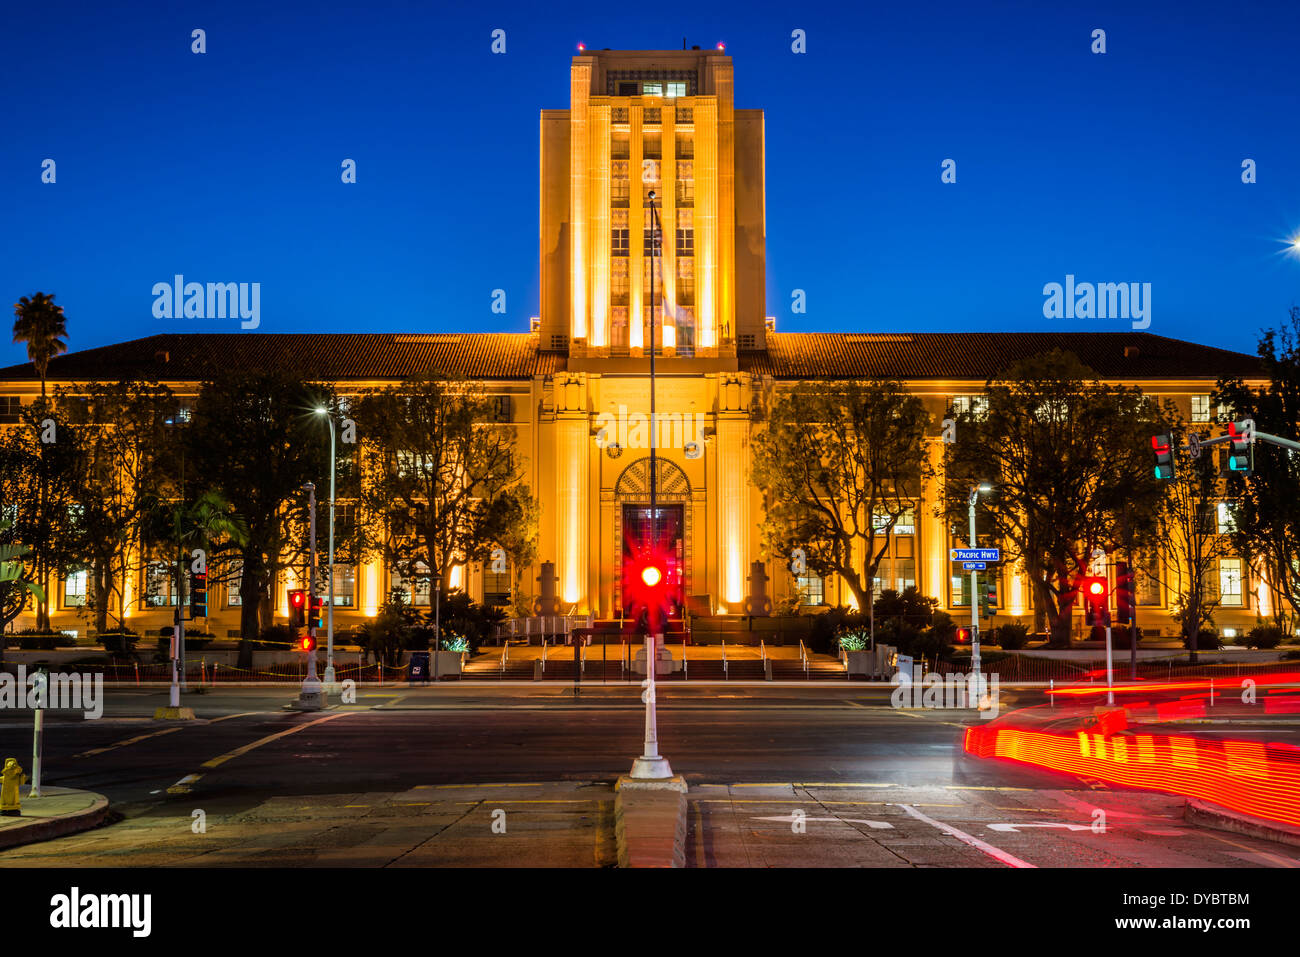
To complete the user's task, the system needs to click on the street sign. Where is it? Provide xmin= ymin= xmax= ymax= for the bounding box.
xmin=951 ymin=548 xmax=1000 ymax=562
xmin=962 ymin=561 xmax=987 ymax=571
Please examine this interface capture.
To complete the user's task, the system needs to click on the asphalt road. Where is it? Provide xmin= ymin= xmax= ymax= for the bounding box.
xmin=0 ymin=684 xmax=1296 ymax=867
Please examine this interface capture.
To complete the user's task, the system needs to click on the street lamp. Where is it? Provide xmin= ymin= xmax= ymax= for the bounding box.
xmin=314 ymin=407 xmax=337 ymax=690
xmin=968 ymin=483 xmax=993 ymax=680
xmin=628 ymin=189 xmax=673 ymax=781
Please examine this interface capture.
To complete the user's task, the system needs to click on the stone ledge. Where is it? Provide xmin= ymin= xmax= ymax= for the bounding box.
xmin=0 ymin=787 xmax=110 ymax=851
xmin=615 ymin=774 xmax=688 ymax=868
xmin=1186 ymin=797 xmax=1300 ymax=849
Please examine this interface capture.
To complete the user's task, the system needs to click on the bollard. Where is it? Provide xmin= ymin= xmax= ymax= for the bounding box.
xmin=1 ymin=758 xmax=26 ymax=816
xmin=134 ymin=661 xmax=140 ymax=687
xmin=1049 ymin=678 xmax=1054 ymax=709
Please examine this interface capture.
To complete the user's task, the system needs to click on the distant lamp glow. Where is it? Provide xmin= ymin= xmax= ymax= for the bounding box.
xmin=577 ymin=42 xmax=585 ymax=51
xmin=716 ymin=41 xmax=725 ymax=50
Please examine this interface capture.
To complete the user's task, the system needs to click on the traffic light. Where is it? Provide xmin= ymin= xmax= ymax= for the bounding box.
xmin=979 ymin=577 xmax=998 ymax=616
xmin=297 ymin=632 xmax=316 ymax=653
xmin=1081 ymin=576 xmax=1109 ymax=627
xmin=307 ymin=595 xmax=323 ymax=631
xmin=1228 ymin=421 xmax=1253 ymax=474
xmin=955 ymin=626 xmax=971 ymax=643
xmin=1115 ymin=561 xmax=1134 ymax=625
xmin=189 ymin=570 xmax=207 ymax=618
xmin=1151 ymin=434 xmax=1175 ymax=480
xmin=624 ymin=549 xmax=672 ymax=635
xmin=288 ymin=588 xmax=306 ymax=628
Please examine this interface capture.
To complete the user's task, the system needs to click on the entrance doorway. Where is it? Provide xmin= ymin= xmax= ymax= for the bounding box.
xmin=621 ymin=503 xmax=684 ymax=619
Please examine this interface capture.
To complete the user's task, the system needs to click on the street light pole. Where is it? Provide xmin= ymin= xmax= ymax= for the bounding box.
xmin=629 ymin=190 xmax=672 ymax=780
xmin=968 ymin=483 xmax=992 ymax=681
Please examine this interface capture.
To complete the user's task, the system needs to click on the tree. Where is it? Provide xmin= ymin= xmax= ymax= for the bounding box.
xmin=751 ymin=380 xmax=931 ymax=624
xmin=0 ymin=408 xmax=83 ymax=631
xmin=59 ymin=381 xmax=178 ymax=633
xmin=12 ymin=292 xmax=68 ymax=399
xmin=0 ymin=520 xmax=46 ymax=664
xmin=1152 ymin=425 xmax=1237 ymax=658
xmin=942 ymin=350 xmax=1165 ymax=646
xmin=352 ymin=376 xmax=538 ymax=619
xmin=1215 ymin=307 xmax=1300 ymax=626
xmin=186 ymin=371 xmax=332 ymax=667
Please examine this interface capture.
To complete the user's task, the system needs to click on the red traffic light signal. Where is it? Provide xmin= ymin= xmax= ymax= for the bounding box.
xmin=288 ymin=589 xmax=306 ymax=628
xmin=955 ymin=627 xmax=970 ymax=643
xmin=624 ymin=549 xmax=672 ymax=635
xmin=1151 ymin=434 xmax=1175 ymax=480
xmin=1081 ymin=576 xmax=1109 ymax=626
xmin=298 ymin=633 xmax=316 ymax=653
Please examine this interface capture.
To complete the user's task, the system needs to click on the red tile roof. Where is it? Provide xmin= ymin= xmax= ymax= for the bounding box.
xmin=741 ymin=332 xmax=1261 ymax=381
xmin=0 ymin=333 xmax=563 ymax=382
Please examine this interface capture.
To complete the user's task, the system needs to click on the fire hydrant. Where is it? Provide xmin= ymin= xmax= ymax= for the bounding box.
xmin=1 ymin=758 xmax=26 ymax=816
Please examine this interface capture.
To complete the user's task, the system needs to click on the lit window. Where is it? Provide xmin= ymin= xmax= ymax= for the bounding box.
xmin=951 ymin=395 xmax=988 ymax=418
xmin=484 ymin=564 xmax=511 ymax=607
xmin=796 ymin=573 xmax=824 ymax=606
xmin=1217 ymin=502 xmax=1237 ymax=535
xmin=330 ymin=565 xmax=356 ymax=607
xmin=63 ymin=569 xmax=88 ymax=607
xmin=1219 ymin=558 xmax=1243 ymax=606
xmin=642 ymin=82 xmax=663 ymax=96
xmin=144 ymin=561 xmax=178 ymax=606
xmin=666 ymin=81 xmax=686 ymax=97
xmin=391 ymin=563 xmax=431 ymax=607
xmin=1190 ymin=395 xmax=1211 ymax=422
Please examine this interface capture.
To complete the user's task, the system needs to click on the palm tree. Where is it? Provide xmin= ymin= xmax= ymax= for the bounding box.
xmin=12 ymin=292 xmax=68 ymax=399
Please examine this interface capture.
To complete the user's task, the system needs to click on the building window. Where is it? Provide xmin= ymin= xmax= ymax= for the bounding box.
xmin=611 ymin=256 xmax=630 ymax=305
xmin=675 ymin=228 xmax=694 ymax=257
xmin=642 ymin=81 xmax=662 ymax=96
xmin=1134 ymin=552 xmax=1162 ymax=605
xmin=796 ymin=573 xmax=824 ymax=606
xmin=63 ymin=569 xmax=88 ymax=608
xmin=391 ymin=563 xmax=431 ymax=607
xmin=1191 ymin=394 xmax=1211 ymax=422
xmin=143 ymin=561 xmax=178 ymax=606
xmin=330 ymin=564 xmax=356 ymax=607
xmin=665 ymin=81 xmax=686 ymax=97
xmin=1219 ymin=558 xmax=1243 ymax=606
xmin=951 ymin=395 xmax=989 ymax=418
xmin=1216 ymin=501 xmax=1238 ymax=535
xmin=0 ymin=396 xmax=21 ymax=424
xmin=483 ymin=565 xmax=511 ymax=607
xmin=872 ymin=507 xmax=915 ymax=535
xmin=612 ymin=227 xmax=629 ymax=256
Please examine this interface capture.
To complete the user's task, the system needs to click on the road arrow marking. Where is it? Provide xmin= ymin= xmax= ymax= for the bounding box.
xmin=987 ymin=822 xmax=1094 ymax=833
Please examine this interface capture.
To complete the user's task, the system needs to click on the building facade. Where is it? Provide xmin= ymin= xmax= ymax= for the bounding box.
xmin=0 ymin=49 xmax=1277 ymax=643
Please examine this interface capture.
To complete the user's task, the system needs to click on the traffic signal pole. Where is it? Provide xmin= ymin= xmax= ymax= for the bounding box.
xmin=297 ymin=482 xmax=324 ymax=710
xmin=628 ymin=191 xmax=673 ymax=781
xmin=967 ymin=488 xmax=981 ymax=681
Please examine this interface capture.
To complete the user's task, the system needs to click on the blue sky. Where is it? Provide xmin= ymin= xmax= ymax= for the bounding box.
xmin=3 ymin=0 xmax=1299 ymax=366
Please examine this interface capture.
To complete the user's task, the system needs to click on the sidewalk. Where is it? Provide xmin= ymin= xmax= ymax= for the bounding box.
xmin=0 ymin=786 xmax=110 ymax=851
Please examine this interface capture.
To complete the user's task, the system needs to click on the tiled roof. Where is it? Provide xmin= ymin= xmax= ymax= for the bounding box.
xmin=0 ymin=333 xmax=564 ymax=382
xmin=741 ymin=332 xmax=1262 ymax=381
xmin=0 ymin=330 xmax=1262 ymax=385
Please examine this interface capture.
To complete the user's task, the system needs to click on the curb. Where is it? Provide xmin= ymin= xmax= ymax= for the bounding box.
xmin=614 ymin=775 xmax=688 ymax=868
xmin=1185 ymin=797 xmax=1300 ymax=849
xmin=0 ymin=789 xmax=110 ymax=851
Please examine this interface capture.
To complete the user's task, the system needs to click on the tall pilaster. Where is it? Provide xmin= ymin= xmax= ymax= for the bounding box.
xmin=588 ymin=99 xmax=611 ymax=350
xmin=554 ymin=372 xmax=590 ymax=609
xmin=569 ymin=58 xmax=592 ymax=343
xmin=715 ymin=372 xmax=750 ymax=606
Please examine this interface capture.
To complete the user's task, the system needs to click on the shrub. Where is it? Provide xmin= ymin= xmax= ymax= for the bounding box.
xmin=1243 ymin=624 xmax=1285 ymax=650
xmin=836 ymin=631 xmax=869 ymax=653
xmin=911 ymin=610 xmax=957 ymax=663
xmin=993 ymin=621 xmax=1030 ymax=650
xmin=99 ymin=628 xmax=141 ymax=655
xmin=254 ymin=624 xmax=299 ymax=651
xmin=1185 ymin=628 xmax=1222 ymax=651
xmin=808 ymin=607 xmax=866 ymax=655
xmin=426 ymin=591 xmax=505 ymax=654
xmin=873 ymin=587 xmax=938 ymax=628
xmin=15 ymin=630 xmax=61 ymax=650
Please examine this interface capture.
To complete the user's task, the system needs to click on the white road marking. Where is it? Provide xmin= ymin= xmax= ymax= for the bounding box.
xmin=753 ymin=813 xmax=893 ymax=829
xmin=987 ymin=822 xmax=1093 ymax=833
xmin=895 ymin=803 xmax=1036 ymax=868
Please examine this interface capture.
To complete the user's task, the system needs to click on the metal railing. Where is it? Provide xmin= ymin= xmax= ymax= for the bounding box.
xmin=497 ymin=615 xmax=594 ymax=644
xmin=721 ymin=639 xmax=728 ymax=680
xmin=682 ymin=636 xmax=688 ymax=680
xmin=799 ymin=640 xmax=809 ymax=677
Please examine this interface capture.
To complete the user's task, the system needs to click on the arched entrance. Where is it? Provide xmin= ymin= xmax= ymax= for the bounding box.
xmin=613 ymin=457 xmax=692 ymax=617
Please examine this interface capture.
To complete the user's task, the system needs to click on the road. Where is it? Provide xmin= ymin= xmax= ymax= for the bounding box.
xmin=0 ymin=684 xmax=1296 ymax=867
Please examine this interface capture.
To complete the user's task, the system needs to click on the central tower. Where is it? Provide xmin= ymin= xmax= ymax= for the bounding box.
xmin=539 ymin=48 xmax=767 ymax=358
